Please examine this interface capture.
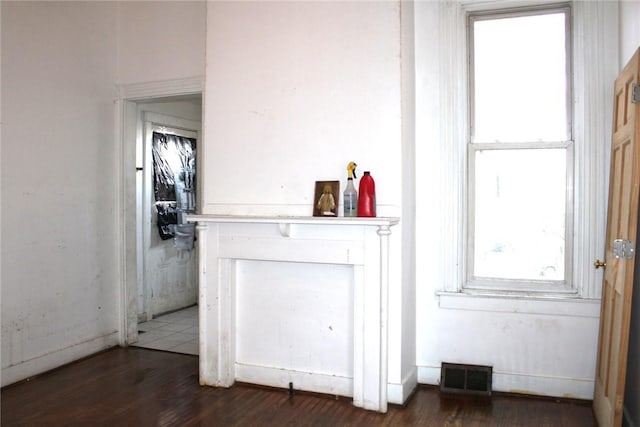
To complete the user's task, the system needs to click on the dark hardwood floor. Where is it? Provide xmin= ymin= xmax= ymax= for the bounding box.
xmin=1 ymin=347 xmax=596 ymax=426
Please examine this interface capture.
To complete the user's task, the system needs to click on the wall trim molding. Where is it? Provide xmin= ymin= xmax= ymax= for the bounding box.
xmin=117 ymin=76 xmax=204 ymax=100
xmin=437 ymin=292 xmax=601 ymax=318
xmin=417 ymin=365 xmax=594 ymax=400
xmin=387 ymin=366 xmax=418 ymax=405
xmin=416 ymin=1 xmax=617 ymax=298
xmin=235 ymin=363 xmax=352 ymax=397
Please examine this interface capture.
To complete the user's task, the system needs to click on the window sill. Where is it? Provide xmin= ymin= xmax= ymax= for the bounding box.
xmin=436 ymin=291 xmax=601 ymax=318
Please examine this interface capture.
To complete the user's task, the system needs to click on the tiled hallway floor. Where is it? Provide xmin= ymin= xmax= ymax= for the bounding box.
xmin=133 ymin=305 xmax=198 ymax=355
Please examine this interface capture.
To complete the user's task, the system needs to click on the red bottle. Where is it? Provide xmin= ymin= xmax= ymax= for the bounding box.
xmin=357 ymin=171 xmax=376 ymax=217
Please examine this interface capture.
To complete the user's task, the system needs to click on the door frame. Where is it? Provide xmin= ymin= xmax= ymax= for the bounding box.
xmin=115 ymin=77 xmax=204 ymax=346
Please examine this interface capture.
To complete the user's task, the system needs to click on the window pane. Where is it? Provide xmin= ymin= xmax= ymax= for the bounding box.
xmin=472 ymin=12 xmax=568 ymax=143
xmin=473 ymin=149 xmax=566 ymax=281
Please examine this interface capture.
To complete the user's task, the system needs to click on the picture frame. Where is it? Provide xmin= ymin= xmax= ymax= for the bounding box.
xmin=313 ymin=180 xmax=340 ymax=217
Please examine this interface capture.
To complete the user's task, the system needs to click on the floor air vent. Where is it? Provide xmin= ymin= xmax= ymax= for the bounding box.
xmin=440 ymin=363 xmax=492 ymax=396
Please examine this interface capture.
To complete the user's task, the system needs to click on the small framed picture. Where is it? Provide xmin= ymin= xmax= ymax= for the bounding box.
xmin=313 ymin=180 xmax=340 ymax=217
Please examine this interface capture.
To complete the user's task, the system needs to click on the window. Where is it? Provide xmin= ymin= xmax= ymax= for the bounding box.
xmin=466 ymin=5 xmax=573 ymax=291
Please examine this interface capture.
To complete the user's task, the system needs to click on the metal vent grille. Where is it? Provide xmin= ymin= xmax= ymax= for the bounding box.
xmin=440 ymin=362 xmax=492 ymax=396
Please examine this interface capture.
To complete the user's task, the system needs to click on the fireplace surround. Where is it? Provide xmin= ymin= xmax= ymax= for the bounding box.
xmin=186 ymin=215 xmax=399 ymax=412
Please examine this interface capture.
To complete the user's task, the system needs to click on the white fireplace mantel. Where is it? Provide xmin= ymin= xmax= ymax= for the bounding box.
xmin=186 ymin=214 xmax=399 ymax=412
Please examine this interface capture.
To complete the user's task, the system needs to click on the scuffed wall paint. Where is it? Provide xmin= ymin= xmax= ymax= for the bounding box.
xmin=1 ymin=1 xmax=119 ymax=385
xmin=1 ymin=0 xmax=206 ymax=386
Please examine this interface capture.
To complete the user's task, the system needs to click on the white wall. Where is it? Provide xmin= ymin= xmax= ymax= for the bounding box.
xmin=620 ymin=1 xmax=640 ymax=70
xmin=116 ymin=1 xmax=206 ymax=85
xmin=203 ymin=1 xmax=414 ymax=403
xmin=620 ymin=0 xmax=640 ymax=423
xmin=1 ymin=1 xmax=119 ymax=385
xmin=399 ymin=0 xmax=418 ymax=401
xmin=1 ymin=0 xmax=207 ymax=386
xmin=203 ymin=1 xmax=402 ymax=217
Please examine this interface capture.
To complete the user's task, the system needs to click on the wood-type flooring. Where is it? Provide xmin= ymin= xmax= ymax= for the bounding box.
xmin=1 ymin=347 xmax=596 ymax=426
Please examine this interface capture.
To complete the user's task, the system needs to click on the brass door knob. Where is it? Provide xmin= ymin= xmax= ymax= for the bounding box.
xmin=594 ymin=259 xmax=606 ymax=269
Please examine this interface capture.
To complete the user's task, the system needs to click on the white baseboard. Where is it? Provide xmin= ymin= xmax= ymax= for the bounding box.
xmin=1 ymin=332 xmax=119 ymax=387
xmin=417 ymin=365 xmax=441 ymax=385
xmin=235 ymin=363 xmax=418 ymax=405
xmin=417 ymin=365 xmax=594 ymax=400
xmin=235 ymin=363 xmax=353 ymax=397
xmin=387 ymin=366 xmax=418 ymax=405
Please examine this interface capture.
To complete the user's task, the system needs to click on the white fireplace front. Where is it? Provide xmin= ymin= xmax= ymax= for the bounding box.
xmin=187 ymin=215 xmax=399 ymax=412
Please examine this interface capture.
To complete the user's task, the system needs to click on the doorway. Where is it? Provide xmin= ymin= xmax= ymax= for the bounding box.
xmin=119 ymin=90 xmax=203 ymax=355
xmin=138 ymin=116 xmax=199 ymax=323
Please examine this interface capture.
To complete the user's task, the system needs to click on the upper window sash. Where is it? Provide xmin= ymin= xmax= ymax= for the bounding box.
xmin=467 ymin=5 xmax=573 ymax=145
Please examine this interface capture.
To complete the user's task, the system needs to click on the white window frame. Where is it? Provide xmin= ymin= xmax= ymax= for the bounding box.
xmin=415 ymin=0 xmax=617 ymax=300
xmin=465 ymin=4 xmax=575 ymax=294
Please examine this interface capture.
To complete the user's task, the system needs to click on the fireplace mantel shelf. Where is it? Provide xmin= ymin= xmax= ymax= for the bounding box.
xmin=186 ymin=214 xmax=399 ymax=227
xmin=187 ymin=215 xmax=399 ymax=237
